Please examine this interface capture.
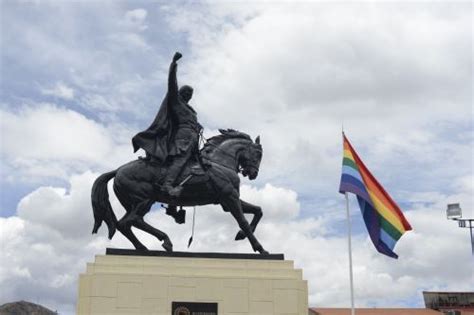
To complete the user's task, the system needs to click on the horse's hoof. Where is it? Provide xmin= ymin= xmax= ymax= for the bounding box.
xmin=235 ymin=230 xmax=245 ymax=241
xmin=108 ymin=227 xmax=116 ymax=240
xmin=253 ymin=244 xmax=268 ymax=255
xmin=162 ymin=239 xmax=173 ymax=252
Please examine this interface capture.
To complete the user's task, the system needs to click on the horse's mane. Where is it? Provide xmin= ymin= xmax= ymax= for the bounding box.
xmin=202 ymin=129 xmax=252 ymax=152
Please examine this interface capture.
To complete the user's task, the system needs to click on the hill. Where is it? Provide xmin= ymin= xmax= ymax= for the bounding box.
xmin=0 ymin=300 xmax=57 ymax=315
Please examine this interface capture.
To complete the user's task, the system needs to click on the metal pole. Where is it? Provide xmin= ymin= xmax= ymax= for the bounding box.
xmin=469 ymin=220 xmax=474 ymax=256
xmin=345 ymin=193 xmax=356 ymax=315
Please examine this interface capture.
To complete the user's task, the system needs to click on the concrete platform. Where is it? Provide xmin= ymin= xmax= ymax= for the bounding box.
xmin=77 ymin=248 xmax=308 ymax=315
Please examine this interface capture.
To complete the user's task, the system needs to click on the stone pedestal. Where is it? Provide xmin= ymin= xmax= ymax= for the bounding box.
xmin=77 ymin=249 xmax=308 ymax=315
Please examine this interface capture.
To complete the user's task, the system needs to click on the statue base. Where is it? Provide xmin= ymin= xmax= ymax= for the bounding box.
xmin=77 ymin=248 xmax=308 ymax=315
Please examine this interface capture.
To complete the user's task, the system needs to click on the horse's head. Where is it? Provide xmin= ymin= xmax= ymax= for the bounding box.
xmin=240 ymin=136 xmax=263 ymax=180
xmin=202 ymin=129 xmax=263 ymax=179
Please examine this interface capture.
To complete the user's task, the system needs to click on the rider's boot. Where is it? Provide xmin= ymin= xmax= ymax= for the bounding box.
xmin=165 ymin=204 xmax=178 ymax=216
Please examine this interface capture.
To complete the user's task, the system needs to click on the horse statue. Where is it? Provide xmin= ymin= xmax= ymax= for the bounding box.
xmin=91 ymin=129 xmax=268 ymax=254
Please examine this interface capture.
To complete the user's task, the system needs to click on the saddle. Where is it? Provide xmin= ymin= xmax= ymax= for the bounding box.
xmin=143 ymin=154 xmax=209 ymax=189
xmin=178 ymin=162 xmax=209 ymax=185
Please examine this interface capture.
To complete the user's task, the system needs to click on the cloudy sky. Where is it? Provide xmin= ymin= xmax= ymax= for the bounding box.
xmin=1 ymin=1 xmax=472 ymax=314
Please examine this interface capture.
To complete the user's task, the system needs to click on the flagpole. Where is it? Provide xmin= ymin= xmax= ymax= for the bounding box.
xmin=345 ymin=192 xmax=356 ymax=315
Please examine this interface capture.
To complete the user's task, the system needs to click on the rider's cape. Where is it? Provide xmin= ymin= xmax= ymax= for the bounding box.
xmin=132 ymin=93 xmax=175 ymax=163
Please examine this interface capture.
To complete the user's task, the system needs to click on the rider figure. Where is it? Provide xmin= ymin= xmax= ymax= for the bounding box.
xmin=132 ymin=52 xmax=202 ymax=198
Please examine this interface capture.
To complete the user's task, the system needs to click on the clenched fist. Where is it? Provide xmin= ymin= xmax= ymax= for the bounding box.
xmin=173 ymin=52 xmax=182 ymax=62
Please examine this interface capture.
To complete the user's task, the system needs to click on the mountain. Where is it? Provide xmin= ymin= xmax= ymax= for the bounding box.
xmin=0 ymin=300 xmax=58 ymax=315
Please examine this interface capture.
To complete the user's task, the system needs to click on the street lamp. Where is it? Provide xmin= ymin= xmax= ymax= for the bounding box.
xmin=446 ymin=203 xmax=474 ymax=255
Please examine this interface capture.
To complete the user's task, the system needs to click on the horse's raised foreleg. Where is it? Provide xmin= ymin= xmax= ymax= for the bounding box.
xmin=133 ymin=218 xmax=173 ymax=252
xmin=221 ymin=193 xmax=268 ymax=254
xmin=235 ymin=200 xmax=262 ymax=241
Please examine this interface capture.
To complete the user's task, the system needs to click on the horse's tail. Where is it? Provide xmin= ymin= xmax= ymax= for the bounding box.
xmin=91 ymin=170 xmax=118 ymax=239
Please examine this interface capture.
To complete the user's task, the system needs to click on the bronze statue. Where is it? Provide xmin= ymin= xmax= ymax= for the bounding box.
xmin=91 ymin=53 xmax=268 ymax=254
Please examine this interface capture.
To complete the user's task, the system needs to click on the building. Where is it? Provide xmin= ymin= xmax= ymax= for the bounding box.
xmin=309 ymin=292 xmax=474 ymax=315
xmin=423 ymin=291 xmax=474 ymax=315
xmin=309 ymin=308 xmax=443 ymax=315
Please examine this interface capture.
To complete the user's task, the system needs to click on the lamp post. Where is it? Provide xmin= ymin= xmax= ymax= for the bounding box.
xmin=446 ymin=203 xmax=474 ymax=255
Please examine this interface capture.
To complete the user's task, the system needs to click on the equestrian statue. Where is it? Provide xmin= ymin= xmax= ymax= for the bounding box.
xmin=91 ymin=52 xmax=268 ymax=254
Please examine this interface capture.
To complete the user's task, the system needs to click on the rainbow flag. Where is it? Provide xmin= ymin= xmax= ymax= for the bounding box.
xmin=339 ymin=133 xmax=412 ymax=258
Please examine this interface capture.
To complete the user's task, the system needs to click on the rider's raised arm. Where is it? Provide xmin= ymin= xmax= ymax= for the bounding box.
xmin=168 ymin=52 xmax=182 ymax=103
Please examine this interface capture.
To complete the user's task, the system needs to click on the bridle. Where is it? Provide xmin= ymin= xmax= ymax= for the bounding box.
xmin=239 ymin=145 xmax=261 ymax=174
xmin=200 ymin=133 xmax=259 ymax=174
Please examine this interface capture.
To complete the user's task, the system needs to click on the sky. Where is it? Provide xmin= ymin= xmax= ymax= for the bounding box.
xmin=0 ymin=1 xmax=473 ymax=314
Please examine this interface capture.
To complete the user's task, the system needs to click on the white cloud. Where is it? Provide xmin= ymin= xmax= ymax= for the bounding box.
xmin=40 ymin=82 xmax=75 ymax=100
xmin=0 ymin=214 xmax=107 ymax=314
xmin=107 ymin=32 xmax=151 ymax=50
xmin=17 ymin=172 xmax=97 ymax=238
xmin=124 ymin=8 xmax=148 ymax=31
xmin=2 ymin=1 xmax=163 ymax=119
xmin=240 ymin=183 xmax=300 ymax=221
xmin=1 ymin=104 xmax=111 ymax=161
xmin=0 ymin=103 xmax=136 ymax=182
